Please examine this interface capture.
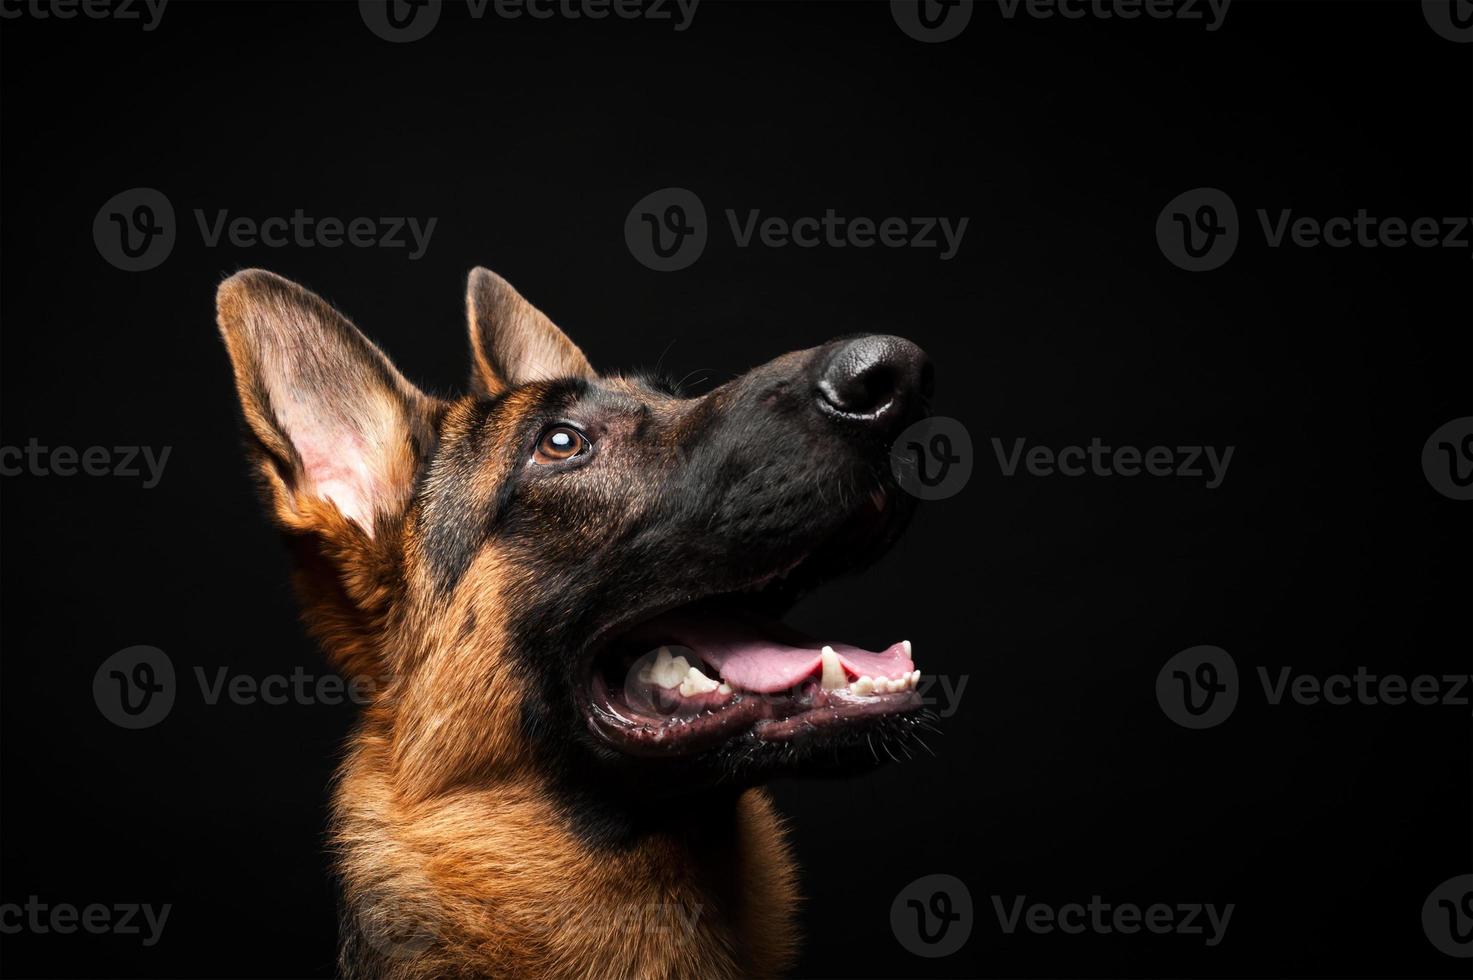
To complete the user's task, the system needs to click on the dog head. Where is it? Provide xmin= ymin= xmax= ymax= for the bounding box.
xmin=218 ymin=268 xmax=934 ymax=822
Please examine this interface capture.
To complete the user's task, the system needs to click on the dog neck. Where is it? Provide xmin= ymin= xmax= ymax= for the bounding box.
xmin=332 ymin=726 xmax=801 ymax=979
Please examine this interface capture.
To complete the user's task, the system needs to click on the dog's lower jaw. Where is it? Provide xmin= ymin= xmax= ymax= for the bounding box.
xmin=332 ymin=732 xmax=800 ymax=980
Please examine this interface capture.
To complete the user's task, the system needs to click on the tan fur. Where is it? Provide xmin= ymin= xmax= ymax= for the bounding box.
xmin=334 ymin=723 xmax=799 ymax=979
xmin=217 ymin=269 xmax=801 ymax=979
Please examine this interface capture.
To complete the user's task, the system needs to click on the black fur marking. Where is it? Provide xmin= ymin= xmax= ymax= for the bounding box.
xmin=418 ymin=381 xmax=594 ymax=595
xmin=417 ymin=397 xmax=499 ymax=594
xmin=532 ymin=377 xmax=592 ymax=409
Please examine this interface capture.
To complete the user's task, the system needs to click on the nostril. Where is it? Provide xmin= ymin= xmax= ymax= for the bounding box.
xmin=814 ymin=335 xmax=929 ymax=422
xmin=820 ymin=360 xmax=898 ymax=417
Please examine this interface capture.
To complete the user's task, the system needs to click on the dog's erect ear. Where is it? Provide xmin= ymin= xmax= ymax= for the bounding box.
xmin=216 ymin=269 xmax=438 ymax=540
xmin=466 ymin=267 xmax=594 ymax=395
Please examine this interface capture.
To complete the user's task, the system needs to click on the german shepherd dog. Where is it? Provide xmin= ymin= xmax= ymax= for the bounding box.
xmin=216 ymin=267 xmax=934 ymax=979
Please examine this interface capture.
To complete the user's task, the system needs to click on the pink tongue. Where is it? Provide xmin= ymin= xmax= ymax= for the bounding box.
xmin=660 ymin=612 xmax=913 ymax=694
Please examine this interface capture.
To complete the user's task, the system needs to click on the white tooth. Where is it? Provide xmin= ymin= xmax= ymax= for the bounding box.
xmin=911 ymin=669 xmax=921 ymax=686
xmin=639 ymin=647 xmax=667 ymax=684
xmin=820 ymin=646 xmax=848 ymax=690
xmin=646 ymin=648 xmax=692 ymax=689
xmin=679 ymin=665 xmax=720 ymax=697
xmin=851 ymin=676 xmax=875 ymax=696
xmin=902 ymin=639 xmax=912 ymax=658
xmin=717 ymin=683 xmax=732 ymax=695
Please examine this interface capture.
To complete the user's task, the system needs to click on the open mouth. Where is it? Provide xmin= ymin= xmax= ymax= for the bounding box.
xmin=583 ymin=491 xmax=926 ymax=758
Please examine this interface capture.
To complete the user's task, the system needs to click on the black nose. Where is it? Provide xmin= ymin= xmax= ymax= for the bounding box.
xmin=814 ymin=335 xmax=932 ymax=426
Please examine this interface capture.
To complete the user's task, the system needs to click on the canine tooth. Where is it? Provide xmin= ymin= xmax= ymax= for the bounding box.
xmin=820 ymin=646 xmax=848 ymax=690
xmin=679 ymin=665 xmax=720 ymax=697
xmin=851 ymin=676 xmax=875 ymax=696
xmin=903 ymin=639 xmax=912 ymax=658
xmin=718 ymin=683 xmax=732 ymax=695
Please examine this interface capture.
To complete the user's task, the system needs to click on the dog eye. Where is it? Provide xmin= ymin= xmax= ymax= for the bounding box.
xmin=533 ymin=425 xmax=589 ymax=464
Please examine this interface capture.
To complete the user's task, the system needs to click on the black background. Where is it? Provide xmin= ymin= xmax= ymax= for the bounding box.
xmin=1 ymin=1 xmax=1470 ymax=977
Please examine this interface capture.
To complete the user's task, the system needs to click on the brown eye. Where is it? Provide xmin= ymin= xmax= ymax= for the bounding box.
xmin=533 ymin=425 xmax=588 ymax=464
